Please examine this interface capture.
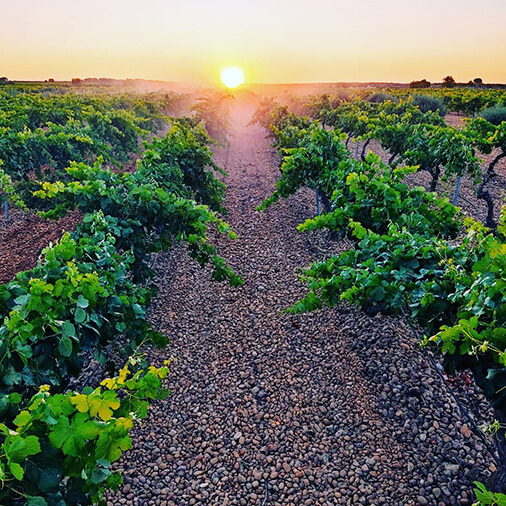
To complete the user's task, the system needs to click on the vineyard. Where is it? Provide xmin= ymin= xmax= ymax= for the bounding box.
xmin=0 ymin=83 xmax=505 ymax=505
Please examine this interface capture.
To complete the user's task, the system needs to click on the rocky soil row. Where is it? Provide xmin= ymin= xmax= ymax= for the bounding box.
xmin=106 ymin=122 xmax=495 ymax=505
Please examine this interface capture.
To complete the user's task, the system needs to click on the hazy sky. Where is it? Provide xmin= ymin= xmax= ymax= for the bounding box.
xmin=2 ymin=0 xmax=506 ymax=84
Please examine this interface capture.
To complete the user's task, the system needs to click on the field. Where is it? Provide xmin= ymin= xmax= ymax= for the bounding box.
xmin=0 ymin=82 xmax=505 ymax=505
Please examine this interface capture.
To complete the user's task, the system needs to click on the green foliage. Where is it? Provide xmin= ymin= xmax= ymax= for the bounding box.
xmin=249 ymin=97 xmax=279 ymax=129
xmin=0 ymin=163 xmax=26 ymax=210
xmin=34 ymin=120 xmax=240 ymax=285
xmin=0 ymin=86 xmax=184 ymax=205
xmin=0 ymin=358 xmax=170 ymax=505
xmin=256 ymin=124 xmax=347 ymax=210
xmin=299 ymin=153 xmax=463 ymax=239
xmin=139 ymin=121 xmax=227 ymax=213
xmin=411 ymin=94 xmax=447 ymax=116
xmin=479 ymin=106 xmax=506 ymax=126
xmin=35 ymin=162 xmax=239 ymax=285
xmin=0 ymin=221 xmax=163 ymax=412
xmin=367 ymin=92 xmax=394 ymax=103
xmin=390 ymin=88 xmax=506 ymax=116
xmin=264 ymin=99 xmax=506 ymax=486
xmin=428 ymin=211 xmax=506 ymax=408
xmin=0 ymin=96 xmax=241 ymax=503
xmin=473 ymin=482 xmax=506 ymax=505
xmin=402 ymin=123 xmax=481 ymax=190
xmin=191 ymin=93 xmax=232 ymax=145
xmin=292 ymin=221 xmax=476 ymax=327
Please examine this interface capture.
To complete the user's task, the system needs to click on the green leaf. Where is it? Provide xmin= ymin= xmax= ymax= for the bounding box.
xmin=58 ymin=335 xmax=73 ymax=357
xmin=13 ymin=410 xmax=32 ymax=427
xmin=7 ymin=435 xmax=41 ymax=462
xmin=14 ymin=294 xmax=30 ymax=305
xmin=77 ymin=295 xmax=89 ymax=308
xmin=36 ymin=466 xmax=62 ymax=493
xmin=61 ymin=321 xmax=76 ymax=337
xmin=9 ymin=461 xmax=24 ymax=480
xmin=27 ymin=496 xmax=49 ymax=506
xmin=75 ymin=308 xmax=86 ymax=323
xmin=91 ymin=466 xmax=111 ymax=484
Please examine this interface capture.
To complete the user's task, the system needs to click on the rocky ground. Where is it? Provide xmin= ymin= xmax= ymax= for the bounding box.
xmin=0 ymin=206 xmax=80 ymax=284
xmin=106 ymin=122 xmax=497 ymax=505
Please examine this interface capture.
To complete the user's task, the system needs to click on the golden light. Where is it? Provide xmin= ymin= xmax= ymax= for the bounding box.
xmin=220 ymin=66 xmax=245 ymax=89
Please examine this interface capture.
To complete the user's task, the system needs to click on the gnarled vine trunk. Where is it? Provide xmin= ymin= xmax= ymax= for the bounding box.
xmin=360 ymin=139 xmax=371 ymax=161
xmin=476 ymin=170 xmax=497 ymax=229
xmin=427 ymin=166 xmax=441 ymax=192
xmin=486 ymin=150 xmax=506 ymax=177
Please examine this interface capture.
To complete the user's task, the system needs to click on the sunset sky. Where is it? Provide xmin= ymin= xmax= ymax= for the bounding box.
xmin=2 ymin=0 xmax=506 ymax=84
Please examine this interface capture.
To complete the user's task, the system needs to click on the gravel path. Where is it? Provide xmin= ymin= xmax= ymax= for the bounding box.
xmin=108 ymin=122 xmax=494 ymax=506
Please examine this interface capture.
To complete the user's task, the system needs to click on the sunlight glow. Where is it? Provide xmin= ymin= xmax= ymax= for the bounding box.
xmin=221 ymin=67 xmax=245 ymax=89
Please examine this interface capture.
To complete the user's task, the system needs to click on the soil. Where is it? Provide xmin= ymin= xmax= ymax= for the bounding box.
xmin=0 ymin=207 xmax=80 ymax=284
xmin=105 ymin=121 xmax=496 ymax=506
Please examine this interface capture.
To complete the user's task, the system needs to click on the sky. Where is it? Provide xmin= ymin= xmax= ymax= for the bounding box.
xmin=1 ymin=0 xmax=506 ymax=84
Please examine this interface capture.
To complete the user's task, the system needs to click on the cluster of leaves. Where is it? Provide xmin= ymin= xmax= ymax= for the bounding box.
xmin=139 ymin=121 xmax=227 ymax=213
xmin=256 ymin=124 xmax=347 ymax=211
xmin=0 ymin=87 xmax=185 ymax=206
xmin=479 ymin=107 xmax=506 ymax=126
xmin=306 ymin=94 xmax=506 ymax=227
xmin=0 ymin=218 xmax=164 ymax=414
xmin=257 ymin=119 xmax=467 ymax=234
xmin=35 ymin=124 xmax=240 ymax=285
xmin=401 ymin=122 xmax=481 ymax=191
xmin=190 ymin=93 xmax=233 ymax=146
xmin=473 ymin=482 xmax=506 ymax=505
xmin=0 ymin=118 xmax=240 ymax=503
xmin=411 ymin=94 xmax=447 ymax=116
xmin=0 ymin=357 xmax=170 ymax=505
xmin=0 ymin=163 xmax=26 ymax=211
xmin=465 ymin=118 xmax=506 ymax=227
xmin=298 ymin=154 xmax=463 ymax=239
xmin=317 ymin=98 xmax=482 ymax=190
xmin=257 ymin=111 xmax=506 ymax=493
xmin=389 ymin=88 xmax=506 ymax=116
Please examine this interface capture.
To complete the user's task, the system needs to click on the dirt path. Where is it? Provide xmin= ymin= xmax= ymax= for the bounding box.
xmin=108 ymin=122 xmax=493 ymax=506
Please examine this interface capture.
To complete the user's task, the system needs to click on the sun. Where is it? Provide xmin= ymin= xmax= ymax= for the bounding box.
xmin=220 ymin=66 xmax=245 ymax=89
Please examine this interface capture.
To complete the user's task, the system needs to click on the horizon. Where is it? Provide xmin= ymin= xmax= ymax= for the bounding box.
xmin=4 ymin=77 xmax=505 ymax=87
xmin=2 ymin=0 xmax=506 ymax=84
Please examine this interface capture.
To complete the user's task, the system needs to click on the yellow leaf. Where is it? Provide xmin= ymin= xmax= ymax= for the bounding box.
xmin=116 ymin=418 xmax=134 ymax=430
xmin=100 ymin=378 xmax=117 ymax=390
xmin=117 ymin=365 xmax=129 ymax=385
xmin=89 ymin=396 xmax=121 ymax=421
xmin=70 ymin=394 xmax=89 ymax=413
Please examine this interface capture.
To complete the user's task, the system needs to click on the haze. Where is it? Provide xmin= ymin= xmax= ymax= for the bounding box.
xmin=2 ymin=0 xmax=506 ymax=84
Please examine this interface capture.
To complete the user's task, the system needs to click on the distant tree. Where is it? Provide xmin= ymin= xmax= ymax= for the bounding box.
xmin=474 ymin=77 xmax=483 ymax=85
xmin=0 ymin=77 xmax=9 ymax=83
xmin=442 ymin=75 xmax=456 ymax=88
xmin=71 ymin=77 xmax=83 ymax=85
xmin=409 ymin=79 xmax=431 ymax=89
xmin=48 ymin=78 xmax=55 ymax=83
